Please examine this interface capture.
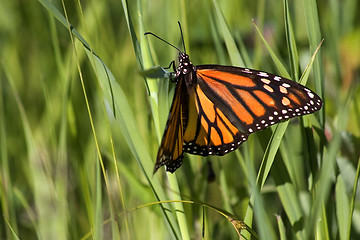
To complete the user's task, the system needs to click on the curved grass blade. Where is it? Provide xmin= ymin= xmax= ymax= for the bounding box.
xmin=140 ymin=66 xmax=171 ymax=79
xmin=211 ymin=0 xmax=244 ymax=67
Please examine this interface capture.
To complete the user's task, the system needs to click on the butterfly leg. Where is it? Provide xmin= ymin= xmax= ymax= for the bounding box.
xmin=164 ymin=60 xmax=176 ymax=71
xmin=164 ymin=61 xmax=179 ymax=81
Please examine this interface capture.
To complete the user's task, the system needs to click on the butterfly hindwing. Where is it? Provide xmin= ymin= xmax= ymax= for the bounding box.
xmin=183 ymin=83 xmax=249 ymax=156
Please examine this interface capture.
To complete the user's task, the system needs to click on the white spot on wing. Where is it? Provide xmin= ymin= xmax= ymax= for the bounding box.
xmin=258 ymin=72 xmax=269 ymax=77
xmin=242 ymin=68 xmax=252 ymax=73
xmin=261 ymin=78 xmax=271 ymax=84
xmin=282 ymin=83 xmax=291 ymax=88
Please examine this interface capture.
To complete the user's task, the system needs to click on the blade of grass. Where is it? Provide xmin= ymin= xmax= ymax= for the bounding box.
xmin=94 ymin=157 xmax=103 ymax=240
xmin=0 ymin=64 xmax=19 ymax=239
xmin=13 ymin=188 xmax=39 ymax=238
xmin=303 ymin=0 xmax=324 ymax=127
xmin=138 ymin=1 xmax=162 ymax=140
xmin=272 ymin=160 xmax=306 ymax=240
xmin=246 ymin=155 xmax=277 ymax=240
xmin=235 ymin=32 xmax=253 ymax=68
xmin=335 ymin=175 xmax=350 ymax=240
xmin=252 ymin=0 xmax=266 ymax=68
xmin=84 ymin=48 xmax=181 ymax=238
xmin=283 ymin=0 xmax=300 ymax=80
xmin=3 ymin=214 xmax=20 ymax=240
xmin=179 ymin=0 xmax=190 ymax=55
xmin=276 ymin=215 xmax=287 ymax=240
xmin=252 ymin=20 xmax=290 ymax=79
xmin=207 ymin=8 xmax=227 ymax=65
xmin=305 ymin=89 xmax=354 ymax=238
xmin=138 ymin=1 xmax=190 ymax=239
xmin=348 ymin=156 xmax=360 ymax=240
xmin=211 ymin=0 xmax=245 ymax=67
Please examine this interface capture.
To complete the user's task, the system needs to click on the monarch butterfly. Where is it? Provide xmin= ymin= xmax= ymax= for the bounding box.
xmin=145 ymin=23 xmax=323 ymax=174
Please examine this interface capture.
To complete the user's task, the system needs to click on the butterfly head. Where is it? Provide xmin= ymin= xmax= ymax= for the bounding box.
xmin=177 ymin=52 xmax=196 ymax=87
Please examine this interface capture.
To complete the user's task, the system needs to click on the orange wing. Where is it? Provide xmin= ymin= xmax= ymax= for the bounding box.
xmin=182 ymin=65 xmax=322 ymax=155
xmin=154 ymin=76 xmax=188 ymax=173
xmin=183 ymin=82 xmax=249 ymax=156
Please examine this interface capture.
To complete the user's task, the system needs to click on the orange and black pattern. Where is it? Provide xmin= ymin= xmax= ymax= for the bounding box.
xmin=154 ymin=52 xmax=323 ymax=173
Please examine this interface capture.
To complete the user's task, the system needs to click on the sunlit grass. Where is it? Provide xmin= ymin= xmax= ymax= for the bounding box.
xmin=0 ymin=0 xmax=359 ymax=239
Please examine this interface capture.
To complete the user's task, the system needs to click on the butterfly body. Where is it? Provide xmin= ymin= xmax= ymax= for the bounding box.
xmin=154 ymin=52 xmax=322 ymax=174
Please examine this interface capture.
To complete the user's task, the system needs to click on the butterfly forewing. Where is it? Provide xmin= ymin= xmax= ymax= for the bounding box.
xmin=154 ymin=78 xmax=188 ymax=173
xmin=195 ymin=65 xmax=322 ymax=134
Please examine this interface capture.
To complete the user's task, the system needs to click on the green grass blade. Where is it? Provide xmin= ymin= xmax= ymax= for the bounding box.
xmin=335 ymin=175 xmax=350 ymax=240
xmin=252 ymin=20 xmax=290 ymax=79
xmin=252 ymin=0 xmax=266 ymax=68
xmin=138 ymin=3 xmax=162 ymax=140
xmin=3 ymin=214 xmax=20 ymax=240
xmin=276 ymin=215 xmax=287 ymax=240
xmin=272 ymin=162 xmax=306 ymax=239
xmin=84 ymin=48 xmax=180 ymax=238
xmin=246 ymin=159 xmax=277 ymax=240
xmin=348 ymin=156 xmax=360 ymax=240
xmin=211 ymin=0 xmax=244 ymax=67
xmin=257 ymin=123 xmax=289 ymax=188
xmin=94 ymin=158 xmax=103 ymax=240
xmin=305 ymin=90 xmax=353 ymax=238
xmin=140 ymin=66 xmax=171 ymax=79
xmin=38 ymin=0 xmax=95 ymax=57
xmin=207 ymin=7 xmax=227 ymax=65
xmin=138 ymin=1 xmax=190 ymax=239
xmin=283 ymin=0 xmax=300 ymax=80
xmin=0 ymin=66 xmax=19 ymax=239
xmin=299 ymin=40 xmax=324 ymax=85
xmin=303 ymin=0 xmax=324 ymax=126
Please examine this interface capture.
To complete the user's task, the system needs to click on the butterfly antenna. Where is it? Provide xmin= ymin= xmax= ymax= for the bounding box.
xmin=177 ymin=21 xmax=186 ymax=53
xmin=144 ymin=32 xmax=182 ymax=52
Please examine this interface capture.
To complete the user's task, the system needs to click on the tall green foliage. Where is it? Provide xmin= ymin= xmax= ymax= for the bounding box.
xmin=0 ymin=0 xmax=359 ymax=239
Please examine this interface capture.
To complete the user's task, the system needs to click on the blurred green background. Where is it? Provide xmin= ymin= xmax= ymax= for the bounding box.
xmin=1 ymin=0 xmax=360 ymax=239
